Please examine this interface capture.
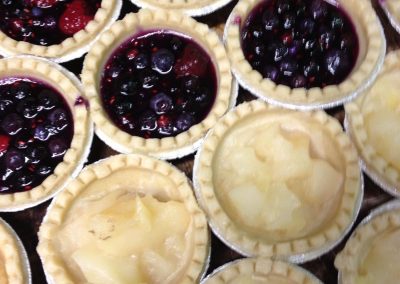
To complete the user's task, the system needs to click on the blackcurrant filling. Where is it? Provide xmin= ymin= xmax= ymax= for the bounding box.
xmin=0 ymin=77 xmax=74 ymax=194
xmin=241 ymin=0 xmax=359 ymax=89
xmin=100 ymin=30 xmax=218 ymax=139
xmin=0 ymin=0 xmax=101 ymax=46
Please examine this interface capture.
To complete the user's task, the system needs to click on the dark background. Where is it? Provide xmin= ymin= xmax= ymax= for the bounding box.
xmin=0 ymin=0 xmax=399 ymax=283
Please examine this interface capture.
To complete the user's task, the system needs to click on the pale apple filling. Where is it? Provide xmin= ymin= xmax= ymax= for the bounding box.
xmin=355 ymin=227 xmax=400 ymax=284
xmin=362 ymin=71 xmax=400 ymax=172
xmin=213 ymin=112 xmax=345 ymax=242
xmin=52 ymin=168 xmax=194 ymax=284
xmin=0 ymin=254 xmax=8 ymax=284
xmin=228 ymin=274 xmax=297 ymax=284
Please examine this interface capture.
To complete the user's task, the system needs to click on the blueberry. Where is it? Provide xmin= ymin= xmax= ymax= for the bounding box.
xmin=324 ymin=49 xmax=350 ymax=76
xmin=17 ymin=97 xmax=41 ymax=118
xmin=106 ymin=65 xmax=122 ymax=78
xmin=291 ymin=74 xmax=307 ymax=88
xmin=13 ymin=82 xmax=31 ymax=100
xmin=0 ymin=99 xmax=12 ymax=112
xmin=282 ymin=13 xmax=295 ymax=30
xmin=310 ymin=0 xmax=328 ymax=20
xmin=114 ymin=101 xmax=134 ymax=115
xmin=340 ymin=34 xmax=354 ymax=50
xmin=31 ymin=7 xmax=43 ymax=17
xmin=288 ymin=40 xmax=302 ymax=56
xmin=304 ymin=61 xmax=320 ymax=77
xmin=251 ymin=26 xmax=264 ymax=39
xmin=262 ymin=10 xmax=280 ymax=31
xmin=34 ymin=125 xmax=50 ymax=141
xmin=194 ymin=87 xmax=211 ymax=106
xmin=150 ymin=93 xmax=173 ymax=114
xmin=38 ymin=89 xmax=58 ymax=110
xmin=176 ymin=113 xmax=195 ymax=131
xmin=1 ymin=0 xmax=12 ymax=5
xmin=175 ymin=96 xmax=194 ymax=112
xmin=133 ymin=53 xmax=149 ymax=70
xmin=280 ymin=59 xmax=298 ymax=77
xmin=14 ymin=132 xmax=33 ymax=149
xmin=26 ymin=146 xmax=48 ymax=164
xmin=5 ymin=149 xmax=25 ymax=170
xmin=37 ymin=165 xmax=52 ymax=176
xmin=331 ymin=15 xmax=344 ymax=30
xmin=140 ymin=111 xmax=157 ymax=131
xmin=48 ymin=108 xmax=68 ymax=129
xmin=299 ymin=18 xmax=315 ymax=36
xmin=269 ymin=43 xmax=288 ymax=62
xmin=141 ymin=72 xmax=159 ymax=89
xmin=1 ymin=113 xmax=23 ymax=135
xmin=170 ymin=37 xmax=183 ymax=52
xmin=319 ymin=29 xmax=336 ymax=50
xmin=15 ymin=171 xmax=34 ymax=187
xmin=263 ymin=65 xmax=279 ymax=81
xmin=48 ymin=138 xmax=68 ymax=157
xmin=151 ymin=49 xmax=175 ymax=74
xmin=254 ymin=44 xmax=265 ymax=57
xmin=35 ymin=16 xmax=57 ymax=30
xmin=277 ymin=0 xmax=291 ymax=14
xmin=182 ymin=75 xmax=200 ymax=94
xmin=119 ymin=79 xmax=140 ymax=96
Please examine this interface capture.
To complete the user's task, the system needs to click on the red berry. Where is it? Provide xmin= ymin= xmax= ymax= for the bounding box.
xmin=174 ymin=44 xmax=210 ymax=77
xmin=59 ymin=0 xmax=94 ymax=36
xmin=28 ymin=0 xmax=58 ymax=8
xmin=0 ymin=135 xmax=10 ymax=155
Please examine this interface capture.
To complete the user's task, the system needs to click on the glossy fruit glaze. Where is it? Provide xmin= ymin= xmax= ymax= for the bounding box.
xmin=100 ymin=30 xmax=217 ymax=139
xmin=0 ymin=77 xmax=73 ymax=194
xmin=0 ymin=0 xmax=101 ymax=46
xmin=241 ymin=0 xmax=359 ymax=89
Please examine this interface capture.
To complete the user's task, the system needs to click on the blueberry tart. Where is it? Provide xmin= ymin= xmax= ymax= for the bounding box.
xmin=0 ymin=0 xmax=122 ymax=62
xmin=335 ymin=200 xmax=400 ymax=284
xmin=82 ymin=9 xmax=233 ymax=159
xmin=0 ymin=217 xmax=31 ymax=284
xmin=345 ymin=51 xmax=400 ymax=196
xmin=379 ymin=0 xmax=400 ymax=34
xmin=0 ymin=56 xmax=92 ymax=211
xmin=37 ymin=154 xmax=210 ymax=284
xmin=194 ymin=100 xmax=362 ymax=261
xmin=202 ymin=258 xmax=322 ymax=284
xmin=224 ymin=0 xmax=386 ymax=109
xmin=128 ymin=0 xmax=235 ymax=17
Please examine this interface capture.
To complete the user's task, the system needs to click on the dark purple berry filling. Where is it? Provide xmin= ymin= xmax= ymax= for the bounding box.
xmin=0 ymin=77 xmax=73 ymax=194
xmin=241 ymin=0 xmax=359 ymax=89
xmin=100 ymin=30 xmax=217 ymax=139
xmin=0 ymin=0 xmax=100 ymax=46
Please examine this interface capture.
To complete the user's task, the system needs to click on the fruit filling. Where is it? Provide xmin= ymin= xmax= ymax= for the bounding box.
xmin=213 ymin=112 xmax=345 ymax=241
xmin=0 ymin=77 xmax=74 ymax=194
xmin=100 ymin=30 xmax=217 ymax=139
xmin=241 ymin=0 xmax=359 ymax=89
xmin=54 ymin=168 xmax=193 ymax=284
xmin=0 ymin=0 xmax=101 ymax=46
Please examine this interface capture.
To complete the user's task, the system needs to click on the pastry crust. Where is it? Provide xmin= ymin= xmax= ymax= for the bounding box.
xmin=0 ymin=0 xmax=122 ymax=63
xmin=0 ymin=217 xmax=31 ymax=284
xmin=0 ymin=56 xmax=93 ymax=212
xmin=335 ymin=201 xmax=400 ymax=284
xmin=37 ymin=154 xmax=210 ymax=284
xmin=82 ymin=9 xmax=232 ymax=159
xmin=345 ymin=50 xmax=400 ymax=196
xmin=380 ymin=0 xmax=400 ymax=34
xmin=202 ymin=258 xmax=322 ymax=284
xmin=224 ymin=0 xmax=386 ymax=109
xmin=129 ymin=0 xmax=235 ymax=17
xmin=194 ymin=100 xmax=362 ymax=260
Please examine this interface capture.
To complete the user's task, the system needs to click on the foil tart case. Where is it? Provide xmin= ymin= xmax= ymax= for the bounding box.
xmin=379 ymin=0 xmax=400 ymax=35
xmin=337 ymin=199 xmax=400 ymax=284
xmin=222 ymin=0 xmax=387 ymax=110
xmin=0 ymin=217 xmax=32 ymax=284
xmin=0 ymin=56 xmax=94 ymax=212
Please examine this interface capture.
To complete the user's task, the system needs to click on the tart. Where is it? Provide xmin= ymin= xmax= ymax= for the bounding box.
xmin=379 ymin=0 xmax=400 ymax=34
xmin=345 ymin=51 xmax=400 ymax=196
xmin=0 ymin=56 xmax=92 ymax=212
xmin=0 ymin=217 xmax=31 ymax=284
xmin=37 ymin=154 xmax=210 ymax=284
xmin=82 ymin=9 xmax=233 ymax=159
xmin=224 ymin=0 xmax=386 ymax=109
xmin=335 ymin=200 xmax=400 ymax=284
xmin=202 ymin=258 xmax=322 ymax=284
xmin=128 ymin=0 xmax=235 ymax=17
xmin=0 ymin=0 xmax=122 ymax=62
xmin=194 ymin=100 xmax=362 ymax=260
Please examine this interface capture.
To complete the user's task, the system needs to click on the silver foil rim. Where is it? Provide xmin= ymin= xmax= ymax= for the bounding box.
xmin=223 ymin=4 xmax=387 ymax=110
xmin=192 ymin=104 xmax=365 ymax=263
xmin=344 ymin=116 xmax=400 ymax=197
xmin=379 ymin=0 xmax=400 ymax=35
xmin=0 ymin=55 xmax=94 ymax=212
xmin=200 ymin=257 xmax=324 ymax=284
xmin=128 ymin=0 xmax=235 ymax=17
xmin=337 ymin=199 xmax=400 ymax=284
xmin=0 ymin=217 xmax=32 ymax=284
xmin=0 ymin=0 xmax=122 ymax=63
